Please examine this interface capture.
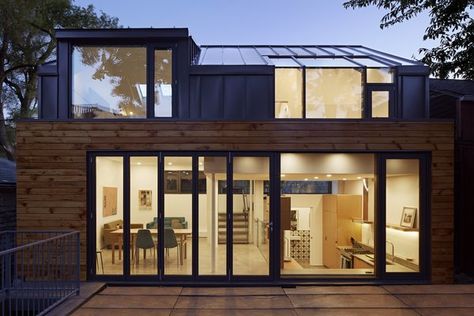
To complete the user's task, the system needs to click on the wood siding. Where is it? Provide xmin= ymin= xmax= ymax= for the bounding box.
xmin=15 ymin=120 xmax=454 ymax=283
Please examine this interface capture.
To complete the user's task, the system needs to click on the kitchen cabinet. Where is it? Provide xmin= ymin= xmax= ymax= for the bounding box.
xmin=322 ymin=195 xmax=362 ymax=269
xmin=353 ymin=255 xmax=373 ymax=269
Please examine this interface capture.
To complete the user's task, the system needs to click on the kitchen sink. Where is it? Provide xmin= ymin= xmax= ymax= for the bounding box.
xmin=364 ymin=254 xmax=394 ymax=265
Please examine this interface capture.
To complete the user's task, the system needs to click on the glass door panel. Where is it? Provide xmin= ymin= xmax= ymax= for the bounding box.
xmin=130 ymin=156 xmax=158 ymax=275
xmin=232 ymin=156 xmax=271 ymax=276
xmin=198 ymin=156 xmax=227 ymax=276
xmin=95 ymin=156 xmax=123 ymax=275
xmin=164 ymin=156 xmax=193 ymax=275
xmin=385 ymin=159 xmax=420 ymax=273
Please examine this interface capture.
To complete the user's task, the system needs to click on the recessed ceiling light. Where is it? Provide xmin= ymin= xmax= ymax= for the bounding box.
xmin=137 ymin=162 xmax=142 ymax=165
xmin=314 ymin=176 xmax=319 ymax=179
xmin=199 ymin=162 xmax=203 ymax=166
xmin=342 ymin=178 xmax=347 ymax=181
xmin=167 ymin=162 xmax=173 ymax=166
xmin=281 ymin=174 xmax=286 ymax=177
xmin=304 ymin=178 xmax=308 ymax=181
xmin=326 ymin=174 xmax=332 ymax=178
xmin=129 ymin=111 xmax=134 ymax=116
xmin=357 ymin=176 xmax=362 ymax=180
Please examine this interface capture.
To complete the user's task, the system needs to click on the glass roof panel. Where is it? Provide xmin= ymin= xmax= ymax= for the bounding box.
xmin=355 ymin=47 xmax=419 ymax=65
xmin=288 ymin=47 xmax=312 ymax=56
xmin=272 ymin=47 xmax=293 ymax=56
xmin=351 ymin=57 xmax=391 ymax=67
xmin=305 ymin=47 xmax=334 ymax=56
xmin=201 ymin=47 xmax=223 ymax=64
xmin=270 ymin=57 xmax=300 ymax=67
xmin=239 ymin=47 xmax=265 ymax=64
xmin=256 ymin=47 xmax=276 ymax=56
xmin=298 ymin=58 xmax=358 ymax=67
xmin=318 ymin=47 xmax=352 ymax=56
xmin=222 ymin=47 xmax=244 ymax=65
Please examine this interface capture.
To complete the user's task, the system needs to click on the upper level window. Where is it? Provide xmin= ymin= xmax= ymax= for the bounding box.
xmin=274 ymin=58 xmax=395 ymax=119
xmin=154 ymin=49 xmax=173 ymax=117
xmin=275 ymin=68 xmax=303 ymax=118
xmin=306 ymin=68 xmax=363 ymax=119
xmin=72 ymin=46 xmax=172 ymax=119
xmin=72 ymin=46 xmax=147 ymax=119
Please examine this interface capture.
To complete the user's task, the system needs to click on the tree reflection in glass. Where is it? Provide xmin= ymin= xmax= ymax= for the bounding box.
xmin=72 ymin=46 xmax=149 ymax=118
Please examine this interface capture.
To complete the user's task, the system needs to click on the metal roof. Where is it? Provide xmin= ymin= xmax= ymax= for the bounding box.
xmin=196 ymin=45 xmax=422 ymax=67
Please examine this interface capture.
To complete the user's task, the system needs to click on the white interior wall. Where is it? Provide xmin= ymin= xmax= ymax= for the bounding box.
xmin=284 ymin=194 xmax=323 ymax=266
xmin=386 ymin=174 xmax=420 ymax=263
xmin=96 ymin=157 xmax=123 ymax=249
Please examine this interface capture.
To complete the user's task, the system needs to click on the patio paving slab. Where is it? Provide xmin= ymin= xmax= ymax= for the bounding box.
xmin=415 ymin=307 xmax=474 ymax=316
xmin=295 ymin=308 xmax=419 ymax=316
xmin=384 ymin=284 xmax=474 ymax=294
xmin=171 ymin=309 xmax=297 ymax=316
xmin=102 ymin=286 xmax=182 ymax=296
xmin=73 ymin=308 xmax=172 ymax=316
xmin=284 ymin=285 xmax=389 ymax=295
xmin=82 ymin=294 xmax=178 ymax=309
xmin=175 ymin=295 xmax=294 ymax=309
xmin=181 ymin=287 xmax=285 ymax=296
xmin=288 ymin=294 xmax=408 ymax=308
xmin=396 ymin=294 xmax=474 ymax=308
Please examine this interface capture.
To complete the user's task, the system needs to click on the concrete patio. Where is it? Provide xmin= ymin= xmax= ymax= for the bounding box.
xmin=54 ymin=284 xmax=474 ymax=315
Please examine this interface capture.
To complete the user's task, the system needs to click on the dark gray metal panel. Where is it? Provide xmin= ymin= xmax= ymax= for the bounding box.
xmin=200 ymin=76 xmax=224 ymax=119
xmin=246 ymin=75 xmax=273 ymax=119
xmin=55 ymin=28 xmax=189 ymax=40
xmin=177 ymin=39 xmax=191 ymax=119
xmin=223 ymin=76 xmax=246 ymax=119
xmin=57 ymin=41 xmax=70 ymax=119
xmin=402 ymin=76 xmax=427 ymax=119
xmin=189 ymin=76 xmax=201 ymax=119
xmin=40 ymin=76 xmax=58 ymax=119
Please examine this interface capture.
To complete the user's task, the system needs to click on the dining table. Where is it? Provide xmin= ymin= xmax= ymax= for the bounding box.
xmin=110 ymin=228 xmax=192 ymax=265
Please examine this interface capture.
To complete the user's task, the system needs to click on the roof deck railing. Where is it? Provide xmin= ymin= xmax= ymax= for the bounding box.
xmin=0 ymin=231 xmax=80 ymax=316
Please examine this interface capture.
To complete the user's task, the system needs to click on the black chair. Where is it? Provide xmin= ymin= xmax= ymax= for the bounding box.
xmin=164 ymin=228 xmax=179 ymax=266
xmin=135 ymin=229 xmax=155 ymax=266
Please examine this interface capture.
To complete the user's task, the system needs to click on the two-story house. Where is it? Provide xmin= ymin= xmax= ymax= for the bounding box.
xmin=16 ymin=28 xmax=454 ymax=284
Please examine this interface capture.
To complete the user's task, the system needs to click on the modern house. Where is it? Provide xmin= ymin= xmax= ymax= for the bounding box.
xmin=430 ymin=79 xmax=474 ymax=280
xmin=16 ymin=28 xmax=454 ymax=285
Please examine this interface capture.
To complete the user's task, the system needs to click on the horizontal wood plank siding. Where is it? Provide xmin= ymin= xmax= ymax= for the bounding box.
xmin=15 ymin=120 xmax=454 ymax=283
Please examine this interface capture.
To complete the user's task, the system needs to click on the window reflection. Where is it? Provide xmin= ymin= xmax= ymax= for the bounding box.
xmin=154 ymin=50 xmax=173 ymax=117
xmin=367 ymin=68 xmax=393 ymax=83
xmin=275 ymin=68 xmax=303 ymax=118
xmin=306 ymin=68 xmax=363 ymax=118
xmin=372 ymin=91 xmax=390 ymax=118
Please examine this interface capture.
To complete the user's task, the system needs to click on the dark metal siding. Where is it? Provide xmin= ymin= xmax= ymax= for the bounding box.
xmin=401 ymin=76 xmax=427 ymax=119
xmin=39 ymin=75 xmax=58 ymax=119
xmin=189 ymin=74 xmax=273 ymax=120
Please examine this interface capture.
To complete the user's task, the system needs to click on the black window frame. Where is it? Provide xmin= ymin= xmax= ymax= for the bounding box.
xmin=68 ymin=41 xmax=177 ymax=119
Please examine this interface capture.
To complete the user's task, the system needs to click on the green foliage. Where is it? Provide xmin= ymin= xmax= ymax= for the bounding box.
xmin=343 ymin=0 xmax=474 ymax=79
xmin=0 ymin=0 xmax=119 ymax=160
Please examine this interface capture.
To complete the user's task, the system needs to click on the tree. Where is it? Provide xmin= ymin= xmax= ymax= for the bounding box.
xmin=0 ymin=0 xmax=119 ymax=160
xmin=343 ymin=0 xmax=474 ymax=79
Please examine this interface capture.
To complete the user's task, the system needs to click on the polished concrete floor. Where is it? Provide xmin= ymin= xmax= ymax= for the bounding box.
xmin=97 ymin=238 xmax=270 ymax=276
xmin=67 ymin=284 xmax=474 ymax=316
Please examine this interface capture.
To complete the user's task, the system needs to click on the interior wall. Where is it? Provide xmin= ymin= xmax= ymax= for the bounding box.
xmin=284 ymin=194 xmax=323 ymax=265
xmin=96 ymin=157 xmax=123 ymax=249
xmin=386 ymin=174 xmax=420 ymax=263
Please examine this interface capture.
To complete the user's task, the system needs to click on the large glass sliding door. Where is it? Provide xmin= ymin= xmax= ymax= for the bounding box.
xmin=231 ymin=155 xmax=272 ymax=278
xmin=90 ymin=152 xmax=274 ymax=281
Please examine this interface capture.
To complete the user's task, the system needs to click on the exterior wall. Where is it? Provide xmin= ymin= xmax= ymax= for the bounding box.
xmin=16 ymin=120 xmax=454 ymax=283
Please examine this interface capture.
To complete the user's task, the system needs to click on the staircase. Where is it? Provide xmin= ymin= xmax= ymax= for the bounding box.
xmin=218 ymin=212 xmax=249 ymax=244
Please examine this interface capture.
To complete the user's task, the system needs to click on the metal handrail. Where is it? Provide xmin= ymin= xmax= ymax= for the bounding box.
xmin=0 ymin=231 xmax=80 ymax=316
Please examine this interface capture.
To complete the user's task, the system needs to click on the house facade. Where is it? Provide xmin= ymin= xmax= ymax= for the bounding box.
xmin=16 ymin=28 xmax=454 ymax=284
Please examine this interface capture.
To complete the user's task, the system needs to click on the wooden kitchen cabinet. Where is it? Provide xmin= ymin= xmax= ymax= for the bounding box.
xmin=322 ymin=195 xmax=362 ymax=269
xmin=353 ymin=256 xmax=373 ymax=269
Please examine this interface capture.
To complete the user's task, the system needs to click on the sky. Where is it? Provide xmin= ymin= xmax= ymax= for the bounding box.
xmin=75 ymin=0 xmax=436 ymax=61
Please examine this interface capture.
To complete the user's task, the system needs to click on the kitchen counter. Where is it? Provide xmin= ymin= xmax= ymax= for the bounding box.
xmin=352 ymin=254 xmax=415 ymax=273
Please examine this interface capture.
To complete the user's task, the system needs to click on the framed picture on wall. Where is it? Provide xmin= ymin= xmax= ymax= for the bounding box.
xmin=138 ymin=189 xmax=152 ymax=210
xmin=400 ymin=206 xmax=417 ymax=228
xmin=103 ymin=186 xmax=117 ymax=217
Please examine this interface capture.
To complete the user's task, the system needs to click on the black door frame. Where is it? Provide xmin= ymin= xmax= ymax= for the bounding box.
xmin=87 ymin=150 xmax=431 ymax=284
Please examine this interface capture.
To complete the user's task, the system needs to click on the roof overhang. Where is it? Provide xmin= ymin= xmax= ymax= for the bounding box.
xmin=55 ymin=28 xmax=189 ymax=40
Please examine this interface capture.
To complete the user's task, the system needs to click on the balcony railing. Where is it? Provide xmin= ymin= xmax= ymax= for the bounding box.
xmin=0 ymin=231 xmax=80 ymax=316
